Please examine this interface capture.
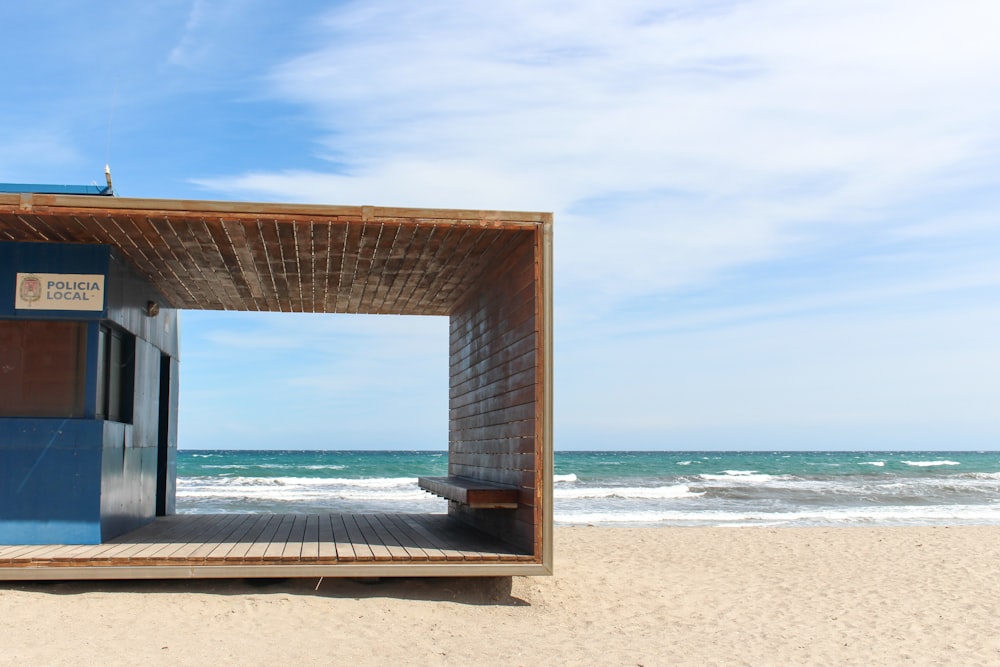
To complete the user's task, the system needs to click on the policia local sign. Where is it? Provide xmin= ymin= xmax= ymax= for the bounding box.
xmin=15 ymin=273 xmax=105 ymax=311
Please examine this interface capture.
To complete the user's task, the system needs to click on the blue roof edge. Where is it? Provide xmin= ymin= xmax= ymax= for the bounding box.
xmin=0 ymin=183 xmax=114 ymax=196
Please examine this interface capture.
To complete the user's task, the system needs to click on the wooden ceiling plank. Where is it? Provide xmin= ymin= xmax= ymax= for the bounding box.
xmin=368 ymin=224 xmax=417 ymax=314
xmin=430 ymin=227 xmax=490 ymax=312
xmin=112 ymin=214 xmax=182 ymax=301
xmin=378 ymin=224 xmax=436 ymax=315
xmin=70 ymin=214 xmax=112 ymax=244
xmin=141 ymin=216 xmax=199 ymax=307
xmin=322 ymin=222 xmax=350 ymax=313
xmin=11 ymin=213 xmax=49 ymax=240
xmin=295 ymin=221 xmax=319 ymax=313
xmin=244 ymin=220 xmax=281 ymax=312
xmin=445 ymin=230 xmax=527 ymax=314
xmin=168 ymin=217 xmax=228 ymax=310
xmin=433 ymin=228 xmax=506 ymax=309
xmin=397 ymin=224 xmax=454 ymax=315
xmin=354 ymin=222 xmax=393 ymax=313
xmin=334 ymin=221 xmax=365 ymax=313
xmin=67 ymin=216 xmax=102 ymax=243
xmin=293 ymin=221 xmax=316 ymax=312
xmin=160 ymin=216 xmax=219 ymax=309
xmin=275 ymin=220 xmax=303 ymax=312
xmin=213 ymin=218 xmax=263 ymax=311
xmin=310 ymin=221 xmax=333 ymax=313
xmin=346 ymin=222 xmax=384 ymax=314
xmin=12 ymin=213 xmax=56 ymax=241
xmin=410 ymin=227 xmax=485 ymax=314
xmin=191 ymin=217 xmax=246 ymax=309
xmin=106 ymin=214 xmax=140 ymax=250
xmin=221 ymin=219 xmax=268 ymax=310
xmin=202 ymin=218 xmax=257 ymax=311
xmin=257 ymin=219 xmax=290 ymax=313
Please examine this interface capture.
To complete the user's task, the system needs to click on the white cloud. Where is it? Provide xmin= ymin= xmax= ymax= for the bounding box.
xmin=193 ymin=0 xmax=1000 ymax=310
xmin=179 ymin=1 xmax=1000 ymax=448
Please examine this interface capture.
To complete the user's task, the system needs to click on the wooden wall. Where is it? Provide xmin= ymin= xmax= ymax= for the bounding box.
xmin=448 ymin=233 xmax=541 ymax=553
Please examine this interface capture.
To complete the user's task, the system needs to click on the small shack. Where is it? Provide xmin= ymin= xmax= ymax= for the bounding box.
xmin=0 ymin=188 xmax=552 ymax=579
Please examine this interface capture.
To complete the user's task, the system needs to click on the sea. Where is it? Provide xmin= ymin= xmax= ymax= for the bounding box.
xmin=176 ymin=450 xmax=1000 ymax=528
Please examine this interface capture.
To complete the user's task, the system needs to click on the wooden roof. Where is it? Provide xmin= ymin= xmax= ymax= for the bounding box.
xmin=0 ymin=193 xmax=550 ymax=315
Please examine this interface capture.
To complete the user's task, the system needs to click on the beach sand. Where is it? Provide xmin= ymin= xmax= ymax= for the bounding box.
xmin=2 ymin=526 xmax=999 ymax=666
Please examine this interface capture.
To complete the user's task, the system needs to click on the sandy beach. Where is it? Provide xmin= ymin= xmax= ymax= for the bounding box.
xmin=2 ymin=525 xmax=999 ymax=666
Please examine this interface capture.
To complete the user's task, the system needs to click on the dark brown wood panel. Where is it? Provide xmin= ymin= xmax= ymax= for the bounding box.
xmin=451 ymin=384 xmax=536 ymax=419
xmin=447 ymin=231 xmax=541 ymax=554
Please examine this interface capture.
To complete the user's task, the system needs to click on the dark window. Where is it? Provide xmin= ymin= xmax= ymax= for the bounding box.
xmin=0 ymin=320 xmax=87 ymax=417
xmin=95 ymin=324 xmax=135 ymax=423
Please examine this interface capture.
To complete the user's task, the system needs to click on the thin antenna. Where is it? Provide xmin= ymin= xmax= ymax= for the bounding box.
xmin=105 ymin=78 xmax=118 ymax=167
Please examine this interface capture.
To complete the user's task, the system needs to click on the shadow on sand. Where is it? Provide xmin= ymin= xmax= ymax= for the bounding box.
xmin=2 ymin=575 xmax=529 ymax=606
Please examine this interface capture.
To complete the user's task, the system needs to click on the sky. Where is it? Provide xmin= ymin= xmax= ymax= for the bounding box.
xmin=2 ymin=1 xmax=999 ymax=450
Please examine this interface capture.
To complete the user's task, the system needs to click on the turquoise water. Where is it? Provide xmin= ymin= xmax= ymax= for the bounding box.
xmin=177 ymin=450 xmax=1000 ymax=527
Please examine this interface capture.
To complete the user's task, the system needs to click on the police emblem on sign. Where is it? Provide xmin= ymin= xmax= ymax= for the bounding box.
xmin=19 ymin=275 xmax=42 ymax=305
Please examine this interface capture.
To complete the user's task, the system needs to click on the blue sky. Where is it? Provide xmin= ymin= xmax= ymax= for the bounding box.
xmin=2 ymin=1 xmax=999 ymax=450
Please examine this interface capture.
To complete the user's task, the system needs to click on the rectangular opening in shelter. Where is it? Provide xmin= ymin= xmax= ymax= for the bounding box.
xmin=176 ymin=312 xmax=452 ymax=516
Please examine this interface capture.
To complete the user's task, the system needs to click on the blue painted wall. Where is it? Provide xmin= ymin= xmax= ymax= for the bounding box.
xmin=0 ymin=420 xmax=104 ymax=543
xmin=0 ymin=241 xmax=179 ymax=545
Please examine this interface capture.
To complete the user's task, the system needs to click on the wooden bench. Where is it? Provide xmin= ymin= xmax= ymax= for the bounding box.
xmin=418 ymin=476 xmax=519 ymax=509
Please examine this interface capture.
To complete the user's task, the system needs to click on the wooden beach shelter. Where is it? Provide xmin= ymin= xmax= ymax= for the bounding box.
xmin=0 ymin=186 xmax=552 ymax=579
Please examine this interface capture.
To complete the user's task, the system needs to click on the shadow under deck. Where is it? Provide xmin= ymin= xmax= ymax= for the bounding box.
xmin=0 ymin=513 xmax=541 ymax=580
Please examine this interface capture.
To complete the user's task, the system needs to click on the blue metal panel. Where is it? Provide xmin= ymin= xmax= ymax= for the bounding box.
xmin=0 ymin=183 xmax=112 ymax=196
xmin=0 ymin=419 xmax=104 ymax=544
xmin=0 ymin=519 xmax=101 ymax=544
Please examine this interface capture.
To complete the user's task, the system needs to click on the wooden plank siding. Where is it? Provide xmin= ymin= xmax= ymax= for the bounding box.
xmin=447 ymin=234 xmax=542 ymax=553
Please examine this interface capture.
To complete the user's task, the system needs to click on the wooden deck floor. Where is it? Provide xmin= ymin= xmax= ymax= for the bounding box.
xmin=0 ymin=514 xmax=534 ymax=573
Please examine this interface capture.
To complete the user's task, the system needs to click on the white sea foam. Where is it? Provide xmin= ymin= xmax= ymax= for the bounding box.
xmin=903 ymin=460 xmax=961 ymax=467
xmin=861 ymin=461 xmax=886 ymax=467
xmin=177 ymin=476 xmax=432 ymax=503
xmin=201 ymin=463 xmax=297 ymax=470
xmin=553 ymin=473 xmax=578 ymax=483
xmin=556 ymin=485 xmax=703 ymax=500
xmin=676 ymin=461 xmax=692 ymax=466
xmin=699 ymin=472 xmax=777 ymax=483
xmin=555 ymin=504 xmax=1000 ymax=527
xmin=969 ymin=472 xmax=1000 ymax=480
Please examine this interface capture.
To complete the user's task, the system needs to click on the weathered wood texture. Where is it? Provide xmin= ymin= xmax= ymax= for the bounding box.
xmin=448 ymin=234 xmax=542 ymax=552
xmin=0 ymin=513 xmax=532 ymax=571
xmin=0 ymin=194 xmax=545 ymax=315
